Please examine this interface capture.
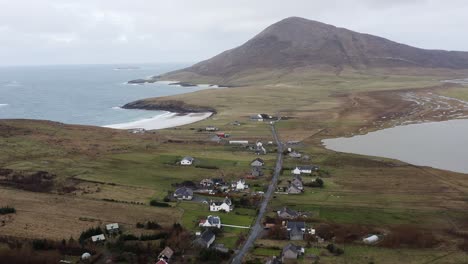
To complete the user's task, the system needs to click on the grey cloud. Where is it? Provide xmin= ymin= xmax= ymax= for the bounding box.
xmin=0 ymin=0 xmax=467 ymax=65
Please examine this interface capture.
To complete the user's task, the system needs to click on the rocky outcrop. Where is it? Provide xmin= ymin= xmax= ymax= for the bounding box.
xmin=122 ymin=99 xmax=216 ymax=114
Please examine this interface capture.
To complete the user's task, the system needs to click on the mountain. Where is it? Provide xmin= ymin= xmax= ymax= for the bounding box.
xmin=158 ymin=17 xmax=468 ymax=84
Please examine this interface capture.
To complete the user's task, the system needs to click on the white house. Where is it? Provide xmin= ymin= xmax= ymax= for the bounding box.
xmin=91 ymin=234 xmax=106 ymax=243
xmin=292 ymin=165 xmax=318 ymax=175
xmin=106 ymin=223 xmax=119 ymax=234
xmin=180 ymin=156 xmax=194 ymax=165
xmin=232 ymin=179 xmax=248 ymax=191
xmin=199 ymin=215 xmax=222 ymax=228
xmin=210 ymin=197 xmax=233 ymax=212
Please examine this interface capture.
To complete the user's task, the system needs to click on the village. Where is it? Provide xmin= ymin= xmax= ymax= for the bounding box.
xmin=62 ymin=114 xmax=384 ymax=264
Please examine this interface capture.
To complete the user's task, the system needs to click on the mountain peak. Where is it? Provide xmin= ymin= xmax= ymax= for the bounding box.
xmin=163 ymin=17 xmax=468 ymax=82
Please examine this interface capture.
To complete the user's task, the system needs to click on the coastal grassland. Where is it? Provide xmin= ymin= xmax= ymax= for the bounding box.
xmin=0 ymin=187 xmax=181 ymax=240
xmin=251 ymin=241 xmax=468 ymax=264
xmin=274 ymin=142 xmax=468 ymax=228
xmin=0 ymin=119 xmax=271 ymax=243
xmin=436 ymin=84 xmax=468 ymax=101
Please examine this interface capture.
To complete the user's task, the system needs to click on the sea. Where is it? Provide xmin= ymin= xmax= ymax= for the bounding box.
xmin=0 ymin=63 xmax=207 ymax=126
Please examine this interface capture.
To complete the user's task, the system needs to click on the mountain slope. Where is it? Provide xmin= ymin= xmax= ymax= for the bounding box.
xmin=159 ymin=17 xmax=468 ymax=83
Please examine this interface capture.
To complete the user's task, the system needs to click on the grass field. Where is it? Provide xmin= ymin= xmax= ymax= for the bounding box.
xmin=2 ymin=72 xmax=468 ymax=261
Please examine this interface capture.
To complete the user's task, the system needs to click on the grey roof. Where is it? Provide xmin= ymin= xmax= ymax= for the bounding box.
xmin=199 ymin=230 xmax=215 ymax=244
xmin=174 ymin=187 xmax=193 ymax=196
xmin=287 ymin=221 xmax=305 ymax=230
xmin=182 ymin=156 xmax=194 ymax=161
xmin=282 ymin=243 xmax=301 ymax=254
xmin=287 ymin=184 xmax=302 ymax=193
xmin=251 ymin=158 xmax=265 ymax=165
xmin=207 ymin=215 xmax=220 ymax=225
xmin=278 ymin=207 xmax=299 ymax=217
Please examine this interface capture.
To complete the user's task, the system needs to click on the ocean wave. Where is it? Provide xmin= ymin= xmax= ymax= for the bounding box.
xmin=111 ymin=106 xmax=123 ymax=110
xmin=0 ymin=104 xmax=8 ymax=107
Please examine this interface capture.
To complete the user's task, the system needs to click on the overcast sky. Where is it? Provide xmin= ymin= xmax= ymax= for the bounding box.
xmin=1 ymin=0 xmax=468 ymax=66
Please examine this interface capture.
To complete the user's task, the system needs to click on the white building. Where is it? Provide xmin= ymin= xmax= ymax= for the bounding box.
xmin=210 ymin=197 xmax=233 ymax=212
xmin=181 ymin=156 xmax=194 ymax=166
xmin=363 ymin=235 xmax=379 ymax=244
xmin=232 ymin=179 xmax=248 ymax=191
xmin=106 ymin=223 xmax=119 ymax=233
xmin=292 ymin=165 xmax=318 ymax=175
xmin=91 ymin=234 xmax=106 ymax=243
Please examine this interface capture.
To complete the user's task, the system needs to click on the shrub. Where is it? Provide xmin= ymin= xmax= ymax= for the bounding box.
xmin=0 ymin=206 xmax=15 ymax=215
xmin=198 ymin=248 xmax=231 ymax=261
xmin=306 ymin=178 xmax=324 ymax=188
xmin=195 ymin=164 xmax=219 ymax=170
xmin=140 ymin=232 xmax=168 ymax=241
xmin=146 ymin=221 xmax=161 ymax=230
xmin=149 ymin=199 xmax=170 ymax=207
xmin=119 ymin=234 xmax=139 ymax=241
xmin=326 ymin=244 xmax=344 ymax=255
xmin=32 ymin=239 xmax=55 ymax=250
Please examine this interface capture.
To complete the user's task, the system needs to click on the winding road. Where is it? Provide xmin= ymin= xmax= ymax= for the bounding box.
xmin=231 ymin=123 xmax=284 ymax=264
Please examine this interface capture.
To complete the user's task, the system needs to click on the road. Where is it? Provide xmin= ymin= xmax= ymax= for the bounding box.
xmin=231 ymin=124 xmax=284 ymax=264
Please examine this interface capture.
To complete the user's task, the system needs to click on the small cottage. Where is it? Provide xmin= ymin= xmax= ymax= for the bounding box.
xmin=288 ymin=151 xmax=302 ymax=158
xmin=158 ymin=246 xmax=174 ymax=262
xmin=291 ymin=178 xmax=304 ymax=190
xmin=281 ymin=243 xmax=304 ymax=262
xmin=250 ymin=167 xmax=264 ymax=178
xmin=105 ymin=223 xmax=119 ymax=234
xmin=180 ymin=156 xmax=194 ymax=166
xmin=277 ymin=207 xmax=300 ymax=219
xmin=205 ymin=126 xmax=219 ymax=131
xmin=287 ymin=184 xmax=302 ymax=194
xmin=193 ymin=230 xmax=216 ymax=248
xmin=173 ymin=187 xmax=194 ymax=200
xmin=250 ymin=158 xmax=265 ymax=167
xmin=200 ymin=178 xmax=214 ymax=187
xmin=199 ymin=215 xmax=222 ymax=228
xmin=292 ymin=165 xmax=319 ymax=175
xmin=91 ymin=234 xmax=106 ymax=243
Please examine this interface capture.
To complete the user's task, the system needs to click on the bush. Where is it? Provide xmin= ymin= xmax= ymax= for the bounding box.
xmin=32 ymin=239 xmax=55 ymax=250
xmin=136 ymin=222 xmax=145 ymax=228
xmin=119 ymin=234 xmax=139 ymax=241
xmin=146 ymin=221 xmax=161 ymax=230
xmin=326 ymin=244 xmax=344 ymax=255
xmin=140 ymin=232 xmax=168 ymax=241
xmin=198 ymin=248 xmax=231 ymax=261
xmin=195 ymin=164 xmax=219 ymax=170
xmin=149 ymin=199 xmax=170 ymax=207
xmin=306 ymin=178 xmax=324 ymax=188
xmin=0 ymin=206 xmax=15 ymax=215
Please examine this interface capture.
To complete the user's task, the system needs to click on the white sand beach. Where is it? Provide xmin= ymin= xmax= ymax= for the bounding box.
xmin=104 ymin=112 xmax=212 ymax=130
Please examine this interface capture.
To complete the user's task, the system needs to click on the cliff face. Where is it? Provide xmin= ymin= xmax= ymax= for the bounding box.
xmin=122 ymin=99 xmax=216 ymax=114
xmin=161 ymin=17 xmax=468 ymax=81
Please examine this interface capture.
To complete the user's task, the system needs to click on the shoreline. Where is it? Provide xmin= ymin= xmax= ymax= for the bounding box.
xmin=104 ymin=111 xmax=212 ymax=130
